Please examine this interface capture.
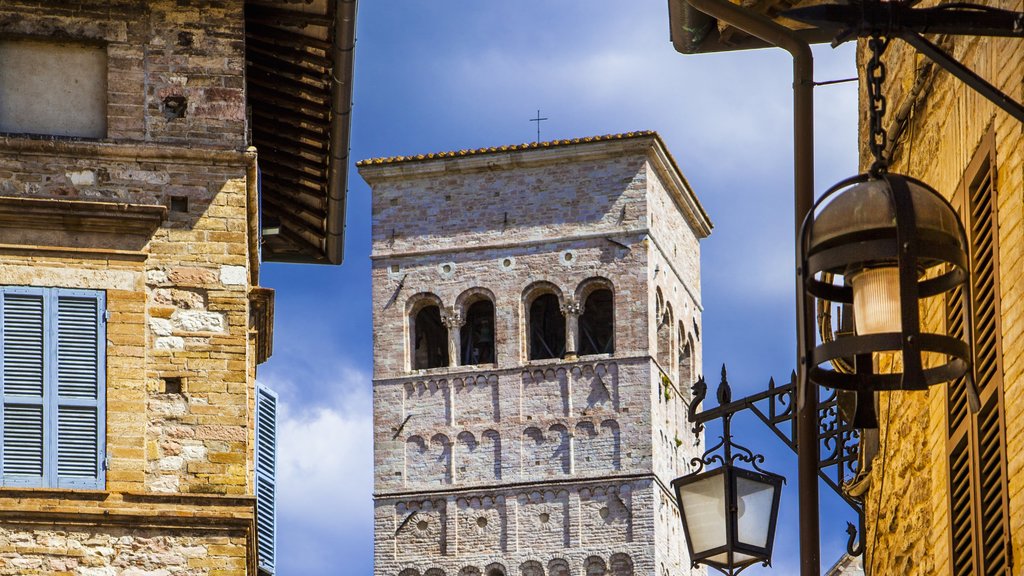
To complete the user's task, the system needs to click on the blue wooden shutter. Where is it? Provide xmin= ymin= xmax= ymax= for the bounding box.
xmin=255 ymin=383 xmax=278 ymax=574
xmin=1 ymin=287 xmax=104 ymax=490
xmin=52 ymin=290 xmax=105 ymax=489
xmin=1 ymin=288 xmax=48 ymax=487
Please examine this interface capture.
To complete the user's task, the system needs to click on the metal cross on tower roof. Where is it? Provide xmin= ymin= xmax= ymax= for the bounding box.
xmin=529 ymin=109 xmax=548 ymax=142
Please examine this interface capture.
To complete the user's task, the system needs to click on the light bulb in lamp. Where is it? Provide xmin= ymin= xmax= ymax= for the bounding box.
xmin=849 ymin=267 xmax=901 ymax=335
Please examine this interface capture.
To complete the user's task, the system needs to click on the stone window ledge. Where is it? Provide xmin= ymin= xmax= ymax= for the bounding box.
xmin=0 ymin=487 xmax=255 ymax=528
xmin=0 ymin=195 xmax=166 ymax=235
xmin=0 ymin=136 xmax=247 ymax=167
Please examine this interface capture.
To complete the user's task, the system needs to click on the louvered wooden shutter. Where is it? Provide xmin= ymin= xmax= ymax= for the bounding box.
xmin=946 ymin=280 xmax=976 ymax=576
xmin=255 ymin=383 xmax=278 ymax=574
xmin=946 ymin=131 xmax=1011 ymax=576
xmin=0 ymin=287 xmax=104 ymax=489
xmin=53 ymin=290 xmax=105 ymax=489
xmin=1 ymin=288 xmax=48 ymax=486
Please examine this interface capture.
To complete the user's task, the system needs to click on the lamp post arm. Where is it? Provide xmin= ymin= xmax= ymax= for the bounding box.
xmin=689 ymin=370 xmax=861 ymax=511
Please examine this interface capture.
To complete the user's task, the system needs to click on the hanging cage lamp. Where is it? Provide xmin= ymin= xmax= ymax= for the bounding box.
xmin=798 ymin=172 xmax=973 ymax=392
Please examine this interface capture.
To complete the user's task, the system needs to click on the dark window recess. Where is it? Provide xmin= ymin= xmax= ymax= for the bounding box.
xmin=170 ymin=196 xmax=189 ymax=213
xmin=579 ymin=289 xmax=614 ymax=355
xmin=413 ymin=305 xmax=448 ymax=369
xmin=945 ymin=131 xmax=1010 ymax=576
xmin=677 ymin=339 xmax=692 ymax=388
xmin=163 ymin=377 xmax=183 ymax=394
xmin=162 ymin=95 xmax=187 ymax=120
xmin=529 ymin=294 xmax=565 ymax=360
xmin=461 ymin=300 xmax=495 ymax=365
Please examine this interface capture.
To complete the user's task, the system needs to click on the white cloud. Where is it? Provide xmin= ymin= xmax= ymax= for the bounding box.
xmin=262 ymin=367 xmax=374 ymax=575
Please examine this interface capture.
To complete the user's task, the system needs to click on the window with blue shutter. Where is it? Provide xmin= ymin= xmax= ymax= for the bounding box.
xmin=0 ymin=287 xmax=105 ymax=489
xmin=255 ymin=383 xmax=278 ymax=574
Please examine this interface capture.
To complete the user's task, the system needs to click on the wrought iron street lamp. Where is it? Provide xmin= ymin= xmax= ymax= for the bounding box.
xmin=673 ymin=373 xmax=785 ymax=575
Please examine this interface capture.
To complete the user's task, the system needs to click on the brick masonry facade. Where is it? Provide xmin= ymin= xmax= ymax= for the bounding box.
xmin=0 ymin=1 xmax=266 ymax=574
xmin=854 ymin=31 xmax=1024 ymax=575
xmin=360 ymin=134 xmax=712 ymax=576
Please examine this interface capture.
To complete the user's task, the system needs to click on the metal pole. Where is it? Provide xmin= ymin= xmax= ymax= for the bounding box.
xmin=680 ymin=1 xmax=820 ymax=573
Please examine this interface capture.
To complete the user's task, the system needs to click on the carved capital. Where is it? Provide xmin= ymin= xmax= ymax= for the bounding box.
xmin=560 ymin=298 xmax=583 ymax=317
xmin=440 ymin=307 xmax=464 ymax=329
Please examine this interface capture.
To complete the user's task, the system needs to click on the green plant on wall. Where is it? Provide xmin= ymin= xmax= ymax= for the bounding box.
xmin=661 ymin=373 xmax=672 ymax=401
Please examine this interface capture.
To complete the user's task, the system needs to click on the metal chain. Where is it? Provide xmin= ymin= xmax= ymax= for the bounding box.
xmin=866 ymin=34 xmax=890 ymax=176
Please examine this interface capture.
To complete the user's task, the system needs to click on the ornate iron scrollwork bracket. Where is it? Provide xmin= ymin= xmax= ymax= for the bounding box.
xmin=689 ymin=365 xmax=866 ymax=556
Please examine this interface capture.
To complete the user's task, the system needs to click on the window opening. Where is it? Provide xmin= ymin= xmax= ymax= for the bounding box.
xmin=163 ymin=377 xmax=183 ymax=394
xmin=529 ymin=293 xmax=565 ymax=360
xmin=656 ymin=296 xmax=673 ymax=371
xmin=461 ymin=300 xmax=495 ymax=365
xmin=677 ymin=326 xmax=692 ymax=390
xmin=413 ymin=305 xmax=448 ymax=369
xmin=170 ymin=196 xmax=189 ymax=213
xmin=579 ymin=289 xmax=614 ymax=355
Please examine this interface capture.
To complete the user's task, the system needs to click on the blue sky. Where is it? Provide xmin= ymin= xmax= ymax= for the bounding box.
xmin=256 ymin=2 xmax=861 ymax=574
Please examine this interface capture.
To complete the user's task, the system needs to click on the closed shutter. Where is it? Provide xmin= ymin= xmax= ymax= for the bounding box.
xmin=946 ymin=131 xmax=1010 ymax=576
xmin=946 ymin=281 xmax=976 ymax=576
xmin=255 ymin=383 xmax=278 ymax=574
xmin=1 ymin=288 xmax=47 ymax=486
xmin=53 ymin=291 xmax=105 ymax=489
xmin=0 ymin=287 xmax=104 ymax=489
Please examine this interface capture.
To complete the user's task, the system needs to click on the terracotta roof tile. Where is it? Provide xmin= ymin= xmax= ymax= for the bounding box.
xmin=356 ymin=131 xmax=659 ymax=166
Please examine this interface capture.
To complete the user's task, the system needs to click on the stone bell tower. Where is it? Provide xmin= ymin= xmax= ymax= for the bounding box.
xmin=359 ymin=131 xmax=712 ymax=576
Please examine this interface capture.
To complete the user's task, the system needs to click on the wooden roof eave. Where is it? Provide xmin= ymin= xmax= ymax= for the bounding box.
xmin=667 ymin=0 xmax=834 ymax=54
xmin=246 ymin=0 xmax=357 ymax=266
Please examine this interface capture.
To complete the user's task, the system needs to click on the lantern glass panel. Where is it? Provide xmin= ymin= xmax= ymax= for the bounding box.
xmin=677 ymin=472 xmax=727 ymax=555
xmin=735 ymin=476 xmax=777 ymax=549
xmin=849 ymin=267 xmax=902 ymax=335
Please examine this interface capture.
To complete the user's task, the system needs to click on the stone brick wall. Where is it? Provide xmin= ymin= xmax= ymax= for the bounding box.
xmin=0 ymin=524 xmax=247 ymax=575
xmin=374 ymin=479 xmax=657 ymax=576
xmin=856 ymin=29 xmax=1024 ymax=576
xmin=0 ymin=489 xmax=254 ymax=574
xmin=361 ymin=134 xmax=710 ymax=576
xmin=0 ymin=2 xmax=261 ymax=574
xmin=0 ymin=0 xmax=246 ymax=148
xmin=0 ymin=145 xmax=253 ymax=496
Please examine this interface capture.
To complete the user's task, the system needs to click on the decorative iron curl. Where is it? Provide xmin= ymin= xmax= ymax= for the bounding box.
xmin=690 ymin=435 xmax=726 ymax=474
xmin=726 ymin=437 xmax=777 ymax=479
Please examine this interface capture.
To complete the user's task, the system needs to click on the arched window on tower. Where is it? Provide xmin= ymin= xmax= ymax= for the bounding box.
xmin=485 ymin=563 xmax=508 ymax=576
xmin=529 ymin=293 xmax=565 ymax=360
xmin=461 ymin=299 xmax=496 ymax=365
xmin=677 ymin=322 xmax=692 ymax=389
xmin=655 ymin=289 xmax=672 ymax=371
xmin=412 ymin=302 xmax=448 ymax=369
xmin=579 ymin=288 xmax=614 ymax=355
